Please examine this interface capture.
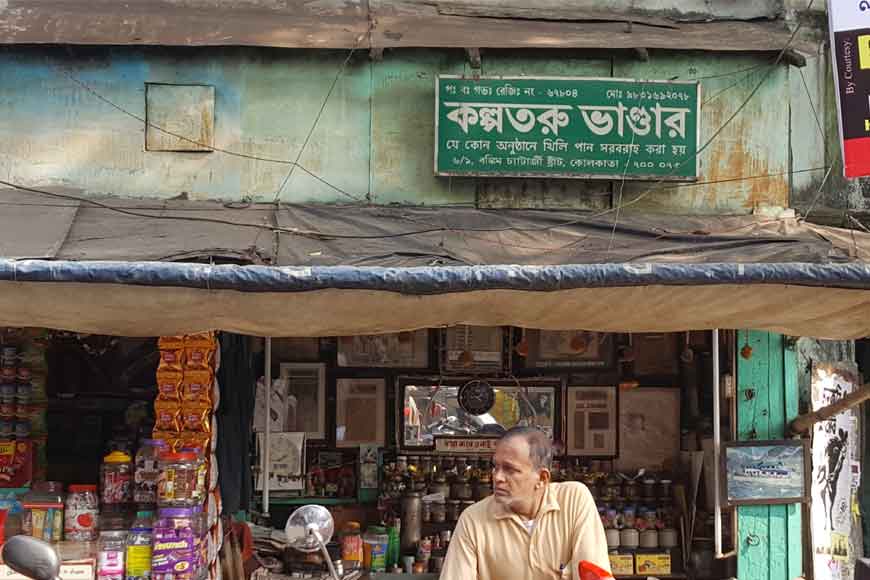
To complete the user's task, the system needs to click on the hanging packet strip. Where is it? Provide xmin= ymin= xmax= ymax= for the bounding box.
xmin=157 ymin=371 xmax=184 ymax=402
xmin=154 ymin=402 xmax=182 ymax=433
xmin=180 ymin=404 xmax=211 ymax=433
xmin=159 ymin=350 xmax=184 ymax=372
xmin=158 ymin=337 xmax=186 ymax=351
xmin=181 ymin=371 xmax=213 ymax=405
xmin=184 ymin=347 xmax=215 ymax=371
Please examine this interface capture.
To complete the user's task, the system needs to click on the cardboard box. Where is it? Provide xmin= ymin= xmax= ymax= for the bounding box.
xmin=609 ymin=554 xmax=635 ymax=576
xmin=635 ymin=553 xmax=672 ymax=576
xmin=0 ymin=441 xmax=32 ymax=488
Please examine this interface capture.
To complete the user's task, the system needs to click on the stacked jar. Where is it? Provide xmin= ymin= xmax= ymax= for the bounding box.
xmin=65 ymin=484 xmax=99 ymax=541
xmin=101 ymin=451 xmax=134 ymax=512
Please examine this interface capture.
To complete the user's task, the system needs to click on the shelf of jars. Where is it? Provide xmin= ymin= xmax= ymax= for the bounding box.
xmin=377 ymin=454 xmax=687 ymax=578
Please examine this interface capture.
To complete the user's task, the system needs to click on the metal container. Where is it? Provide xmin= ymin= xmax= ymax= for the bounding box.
xmin=428 ymin=476 xmax=451 ymax=498
xmin=639 ymin=529 xmax=659 ymax=549
xmin=451 ymin=477 xmax=473 ymax=501
xmin=447 ymin=500 xmax=461 ymax=522
xmin=400 ymin=492 xmax=423 ymax=553
xmin=473 ymin=480 xmax=492 ymax=500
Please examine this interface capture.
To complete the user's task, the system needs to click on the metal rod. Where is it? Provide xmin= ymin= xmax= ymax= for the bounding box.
xmin=712 ymin=328 xmax=723 ymax=557
xmin=263 ymin=336 xmax=272 ymax=515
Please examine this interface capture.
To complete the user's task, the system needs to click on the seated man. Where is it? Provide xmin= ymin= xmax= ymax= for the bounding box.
xmin=441 ymin=426 xmax=610 ymax=580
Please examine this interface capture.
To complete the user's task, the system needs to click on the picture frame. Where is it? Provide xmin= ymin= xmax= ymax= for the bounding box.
xmin=336 ymin=378 xmax=386 ymax=447
xmin=277 ymin=362 xmax=327 ymax=439
xmin=524 ymin=330 xmax=615 ymax=370
xmin=397 ymin=377 xmax=560 ymax=451
xmin=565 ymin=385 xmax=618 ymax=457
xmin=721 ymin=439 xmax=811 ymax=506
xmin=337 ymin=330 xmax=429 ymax=368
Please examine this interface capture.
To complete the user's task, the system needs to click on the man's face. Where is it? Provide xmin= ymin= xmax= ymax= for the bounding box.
xmin=491 ymin=436 xmax=545 ymax=511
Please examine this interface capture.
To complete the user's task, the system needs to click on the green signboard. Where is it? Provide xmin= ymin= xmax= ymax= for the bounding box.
xmin=435 ymin=75 xmax=700 ymax=180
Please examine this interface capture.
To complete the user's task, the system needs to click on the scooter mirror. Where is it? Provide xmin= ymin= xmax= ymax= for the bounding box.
xmin=2 ymin=536 xmax=61 ymax=580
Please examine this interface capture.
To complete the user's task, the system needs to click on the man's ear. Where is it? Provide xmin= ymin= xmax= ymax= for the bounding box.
xmin=539 ymin=468 xmax=552 ymax=485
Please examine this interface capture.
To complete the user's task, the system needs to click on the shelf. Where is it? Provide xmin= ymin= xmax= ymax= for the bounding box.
xmin=267 ymin=497 xmax=364 ymax=506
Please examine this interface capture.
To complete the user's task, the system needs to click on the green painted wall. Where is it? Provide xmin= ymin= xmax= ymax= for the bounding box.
xmin=736 ymin=331 xmax=803 ymax=580
xmin=0 ymin=46 xmax=819 ymax=213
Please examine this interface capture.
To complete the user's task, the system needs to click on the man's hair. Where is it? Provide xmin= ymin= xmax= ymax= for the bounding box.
xmin=499 ymin=426 xmax=553 ymax=470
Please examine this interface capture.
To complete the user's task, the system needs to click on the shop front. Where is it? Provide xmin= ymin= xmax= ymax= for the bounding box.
xmin=0 ymin=199 xmax=869 ymax=580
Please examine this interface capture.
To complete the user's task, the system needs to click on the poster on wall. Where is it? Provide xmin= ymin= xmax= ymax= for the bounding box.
xmin=811 ymin=363 xmax=860 ymax=580
xmin=255 ymin=432 xmax=305 ymax=492
xmin=828 ymin=0 xmax=870 ymax=177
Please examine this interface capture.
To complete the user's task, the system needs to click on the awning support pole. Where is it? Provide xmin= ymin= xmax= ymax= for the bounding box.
xmin=713 ymin=328 xmax=723 ymax=558
xmin=263 ymin=337 xmax=272 ymax=517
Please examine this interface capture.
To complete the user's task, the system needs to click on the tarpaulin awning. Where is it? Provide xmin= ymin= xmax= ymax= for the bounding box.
xmin=2 ymin=188 xmax=870 ymax=339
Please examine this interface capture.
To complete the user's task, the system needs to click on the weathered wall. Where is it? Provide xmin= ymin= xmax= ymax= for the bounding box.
xmin=0 ymin=45 xmax=826 ymax=212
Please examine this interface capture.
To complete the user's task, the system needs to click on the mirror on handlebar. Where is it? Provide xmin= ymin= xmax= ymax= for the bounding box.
xmin=2 ymin=536 xmax=61 ymax=580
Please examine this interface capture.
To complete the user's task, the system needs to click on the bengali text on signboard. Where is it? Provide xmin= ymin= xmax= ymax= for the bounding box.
xmin=435 ymin=75 xmax=700 ymax=180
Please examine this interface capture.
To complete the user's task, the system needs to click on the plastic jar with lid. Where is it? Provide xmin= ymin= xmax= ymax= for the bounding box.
xmin=157 ymin=452 xmax=204 ymax=507
xmin=362 ymin=527 xmax=388 ymax=572
xmin=134 ymin=440 xmax=165 ymax=506
xmin=339 ymin=521 xmax=363 ymax=568
xmin=101 ymin=451 xmax=134 ymax=509
xmin=65 ymin=484 xmax=99 ymax=541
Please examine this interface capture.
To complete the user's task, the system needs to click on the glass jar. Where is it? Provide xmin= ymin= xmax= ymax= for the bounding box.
xmin=430 ymin=500 xmax=447 ymax=524
xmin=642 ymin=478 xmax=657 ymax=498
xmin=134 ymin=440 xmax=164 ymax=506
xmin=447 ymin=500 xmax=461 ymax=522
xmin=21 ymin=484 xmax=64 ymax=542
xmin=65 ymin=484 xmax=99 ymax=541
xmin=97 ymin=530 xmax=128 ymax=580
xmin=101 ymin=451 xmax=133 ymax=509
xmin=157 ymin=452 xmax=204 ymax=507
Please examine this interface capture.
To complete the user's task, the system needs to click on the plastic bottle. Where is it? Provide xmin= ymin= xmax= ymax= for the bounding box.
xmin=125 ymin=512 xmax=153 ymax=580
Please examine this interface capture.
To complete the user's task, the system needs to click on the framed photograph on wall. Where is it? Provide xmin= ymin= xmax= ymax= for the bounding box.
xmin=722 ymin=439 xmax=810 ymax=506
xmin=278 ymin=363 xmax=326 ymax=440
xmin=524 ymin=330 xmax=615 ymax=370
xmin=337 ymin=330 xmax=429 ymax=368
xmin=565 ymin=386 xmax=617 ymax=456
xmin=336 ymin=378 xmax=386 ymax=447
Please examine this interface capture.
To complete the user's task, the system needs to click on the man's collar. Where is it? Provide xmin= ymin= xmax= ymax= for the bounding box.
xmin=490 ymin=483 xmax=561 ymax=520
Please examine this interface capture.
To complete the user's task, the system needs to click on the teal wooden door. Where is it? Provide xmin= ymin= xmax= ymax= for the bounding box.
xmin=736 ymin=331 xmax=803 ymax=580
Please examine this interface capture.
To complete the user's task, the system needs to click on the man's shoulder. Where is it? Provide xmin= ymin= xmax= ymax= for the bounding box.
xmin=552 ymin=480 xmax=592 ymax=496
xmin=551 ymin=481 xmax=596 ymax=509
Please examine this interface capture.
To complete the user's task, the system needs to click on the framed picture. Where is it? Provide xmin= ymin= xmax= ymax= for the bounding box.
xmin=722 ymin=439 xmax=811 ymax=506
xmin=615 ymin=387 xmax=680 ymax=472
xmin=337 ymin=330 xmax=429 ymax=368
xmin=398 ymin=377 xmax=559 ymax=451
xmin=524 ymin=330 xmax=615 ymax=370
xmin=279 ymin=363 xmax=326 ymax=439
xmin=565 ymin=386 xmax=617 ymax=457
xmin=336 ymin=378 xmax=386 ymax=447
